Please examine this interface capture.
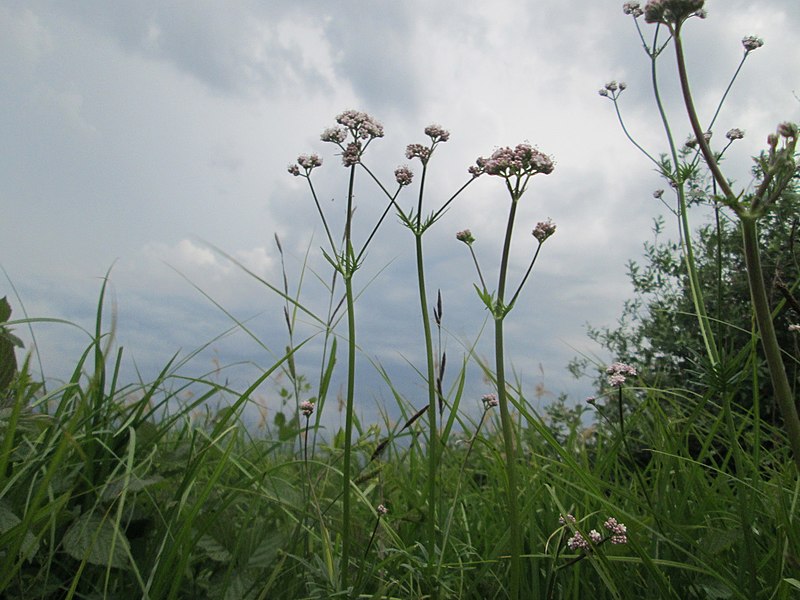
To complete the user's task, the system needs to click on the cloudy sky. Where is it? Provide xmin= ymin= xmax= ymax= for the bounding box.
xmin=2 ymin=0 xmax=799 ymax=427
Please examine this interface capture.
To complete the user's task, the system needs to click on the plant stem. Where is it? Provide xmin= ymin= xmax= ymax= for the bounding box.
xmin=495 ymin=197 xmax=523 ymax=600
xmin=741 ymin=217 xmax=800 ymax=471
xmin=341 ymin=164 xmax=357 ymax=591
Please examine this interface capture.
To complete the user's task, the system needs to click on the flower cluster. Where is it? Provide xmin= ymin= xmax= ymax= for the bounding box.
xmin=598 ymin=80 xmax=627 ymax=99
xmin=394 ymin=165 xmax=414 ymax=186
xmin=622 ymin=1 xmax=644 ymax=18
xmin=481 ymin=393 xmax=499 ymax=409
xmin=320 ymin=110 xmax=384 ymax=166
xmin=653 ymin=189 xmax=665 ymax=199
xmin=777 ymin=122 xmax=799 ymax=139
xmin=532 ymin=219 xmax=557 ymax=243
xmin=560 ymin=514 xmax=629 ymax=551
xmin=288 ymin=153 xmax=323 ymax=177
xmin=456 ymin=229 xmax=475 ymax=245
xmin=685 ymin=130 xmax=712 ymax=148
xmin=604 ymin=517 xmax=628 ymax=544
xmin=726 ymin=128 xmax=745 ymax=141
xmin=406 ymin=143 xmax=432 ymax=163
xmin=424 ymin=124 xmax=450 ymax=143
xmin=606 ymin=362 xmax=637 ymax=387
xmin=643 ymin=0 xmax=705 ymax=25
xmin=300 ymin=400 xmax=315 ymax=417
xmin=376 ymin=504 xmax=389 ymax=516
xmin=469 ymin=144 xmax=554 ymax=179
xmin=741 ymin=35 xmax=764 ymax=52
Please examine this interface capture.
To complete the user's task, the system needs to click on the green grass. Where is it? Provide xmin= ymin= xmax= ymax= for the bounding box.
xmin=1 ymin=282 xmax=799 ymax=599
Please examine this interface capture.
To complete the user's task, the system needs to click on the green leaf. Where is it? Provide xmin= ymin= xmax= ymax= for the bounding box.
xmin=62 ymin=512 xmax=130 ymax=569
xmin=0 ymin=297 xmax=10 ymax=323
xmin=0 ymin=501 xmax=39 ymax=561
xmin=197 ymin=534 xmax=233 ymax=563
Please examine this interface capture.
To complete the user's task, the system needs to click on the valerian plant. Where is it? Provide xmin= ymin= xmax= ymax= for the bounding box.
xmin=605 ymin=0 xmax=800 ymax=471
xmin=458 ymin=143 xmax=556 ymax=600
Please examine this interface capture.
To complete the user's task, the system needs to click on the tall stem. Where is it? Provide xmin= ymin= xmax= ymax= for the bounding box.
xmin=741 ymin=218 xmax=800 ymax=471
xmin=341 ymin=165 xmax=357 ymax=590
xmin=495 ymin=197 xmax=523 ymax=600
xmin=651 ymin=31 xmax=719 ymax=367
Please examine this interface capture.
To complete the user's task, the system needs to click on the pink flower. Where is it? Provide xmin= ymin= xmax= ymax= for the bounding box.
xmin=741 ymin=36 xmax=764 ymax=52
xmin=406 ymin=143 xmax=432 ymax=163
xmin=532 ymin=219 xmax=556 ymax=243
xmin=424 ymin=124 xmax=450 ymax=143
xmin=606 ymin=362 xmax=637 ymax=387
xmin=456 ymin=229 xmax=475 ymax=244
xmin=725 ymin=128 xmax=745 ymax=141
xmin=623 ymin=2 xmax=644 ymax=17
xmin=395 ymin=165 xmax=414 ymax=186
xmin=377 ymin=504 xmax=389 ymax=516
xmin=481 ymin=393 xmax=499 ymax=409
xmin=604 ymin=517 xmax=628 ymax=544
xmin=300 ymin=400 xmax=315 ymax=417
xmin=471 ymin=144 xmax=554 ymax=179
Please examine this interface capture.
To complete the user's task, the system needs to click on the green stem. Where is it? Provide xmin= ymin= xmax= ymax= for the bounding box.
xmin=653 ymin=27 xmax=719 ymax=367
xmin=741 ymin=217 xmax=800 ymax=471
xmin=495 ymin=196 xmax=523 ymax=600
xmin=341 ymin=165 xmax=357 ymax=591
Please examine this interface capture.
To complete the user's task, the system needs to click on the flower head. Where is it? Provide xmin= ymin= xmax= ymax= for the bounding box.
xmin=300 ymin=400 xmax=315 ymax=417
xmin=777 ymin=122 xmax=799 ymax=139
xmin=456 ymin=229 xmax=475 ymax=244
xmin=604 ymin=517 xmax=628 ymax=544
xmin=741 ymin=35 xmax=764 ymax=52
xmin=377 ymin=504 xmax=389 ymax=516
xmin=685 ymin=130 xmax=712 ymax=148
xmin=334 ymin=110 xmax=384 ymax=140
xmin=653 ymin=189 xmax=665 ymax=199
xmin=532 ymin=218 xmax=557 ymax=243
xmin=341 ymin=142 xmax=361 ymax=167
xmin=321 ymin=126 xmax=348 ymax=144
xmin=623 ymin=2 xmax=644 ymax=18
xmin=395 ymin=165 xmax=414 ymax=186
xmin=481 ymin=393 xmax=499 ymax=409
xmin=559 ymin=514 xmax=577 ymax=525
xmin=470 ymin=144 xmax=554 ymax=180
xmin=606 ymin=362 xmax=637 ymax=387
xmin=567 ymin=531 xmax=590 ymax=551
xmin=644 ymin=0 xmax=705 ymax=25
xmin=726 ymin=128 xmax=745 ymax=141
xmin=288 ymin=154 xmax=323 ymax=177
xmin=424 ymin=124 xmax=450 ymax=143
xmin=406 ymin=143 xmax=432 ymax=163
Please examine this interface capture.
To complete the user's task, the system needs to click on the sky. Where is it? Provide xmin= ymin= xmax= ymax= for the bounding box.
xmin=2 ymin=0 xmax=799 ymax=429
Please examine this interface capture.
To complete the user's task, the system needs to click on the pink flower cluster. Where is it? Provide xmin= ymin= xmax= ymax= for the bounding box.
xmin=604 ymin=517 xmax=628 ymax=544
xmin=532 ymin=219 xmax=557 ymax=243
xmin=598 ymin=80 xmax=627 ymax=99
xmin=300 ymin=400 xmax=315 ymax=417
xmin=726 ymin=128 xmax=745 ymax=141
xmin=288 ymin=153 xmax=323 ymax=177
xmin=394 ymin=165 xmax=414 ymax=186
xmin=319 ymin=110 xmax=384 ymax=166
xmin=622 ymin=2 xmax=644 ymax=18
xmin=424 ymin=124 xmax=450 ymax=143
xmin=481 ymin=393 xmax=499 ymax=409
xmin=469 ymin=144 xmax=554 ymax=179
xmin=560 ymin=514 xmax=629 ymax=551
xmin=606 ymin=362 xmax=637 ymax=387
xmin=643 ymin=0 xmax=705 ymax=24
xmin=741 ymin=36 xmax=764 ymax=52
xmin=406 ymin=143 xmax=432 ymax=163
xmin=685 ymin=130 xmax=712 ymax=148
xmin=456 ymin=229 xmax=475 ymax=244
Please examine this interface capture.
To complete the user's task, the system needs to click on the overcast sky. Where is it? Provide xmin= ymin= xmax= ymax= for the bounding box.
xmin=2 ymin=0 xmax=799 ymax=427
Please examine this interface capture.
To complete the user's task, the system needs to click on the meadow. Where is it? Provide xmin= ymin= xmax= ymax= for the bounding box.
xmin=2 ymin=2 xmax=800 ymax=598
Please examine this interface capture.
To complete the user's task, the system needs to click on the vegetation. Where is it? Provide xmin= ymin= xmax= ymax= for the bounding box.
xmin=1 ymin=2 xmax=799 ymax=598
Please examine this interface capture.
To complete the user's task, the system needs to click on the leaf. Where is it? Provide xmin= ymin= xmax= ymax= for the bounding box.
xmin=0 ymin=501 xmax=39 ymax=561
xmin=63 ymin=512 xmax=130 ymax=569
xmin=0 ymin=297 xmax=11 ymax=323
xmin=197 ymin=534 xmax=232 ymax=563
